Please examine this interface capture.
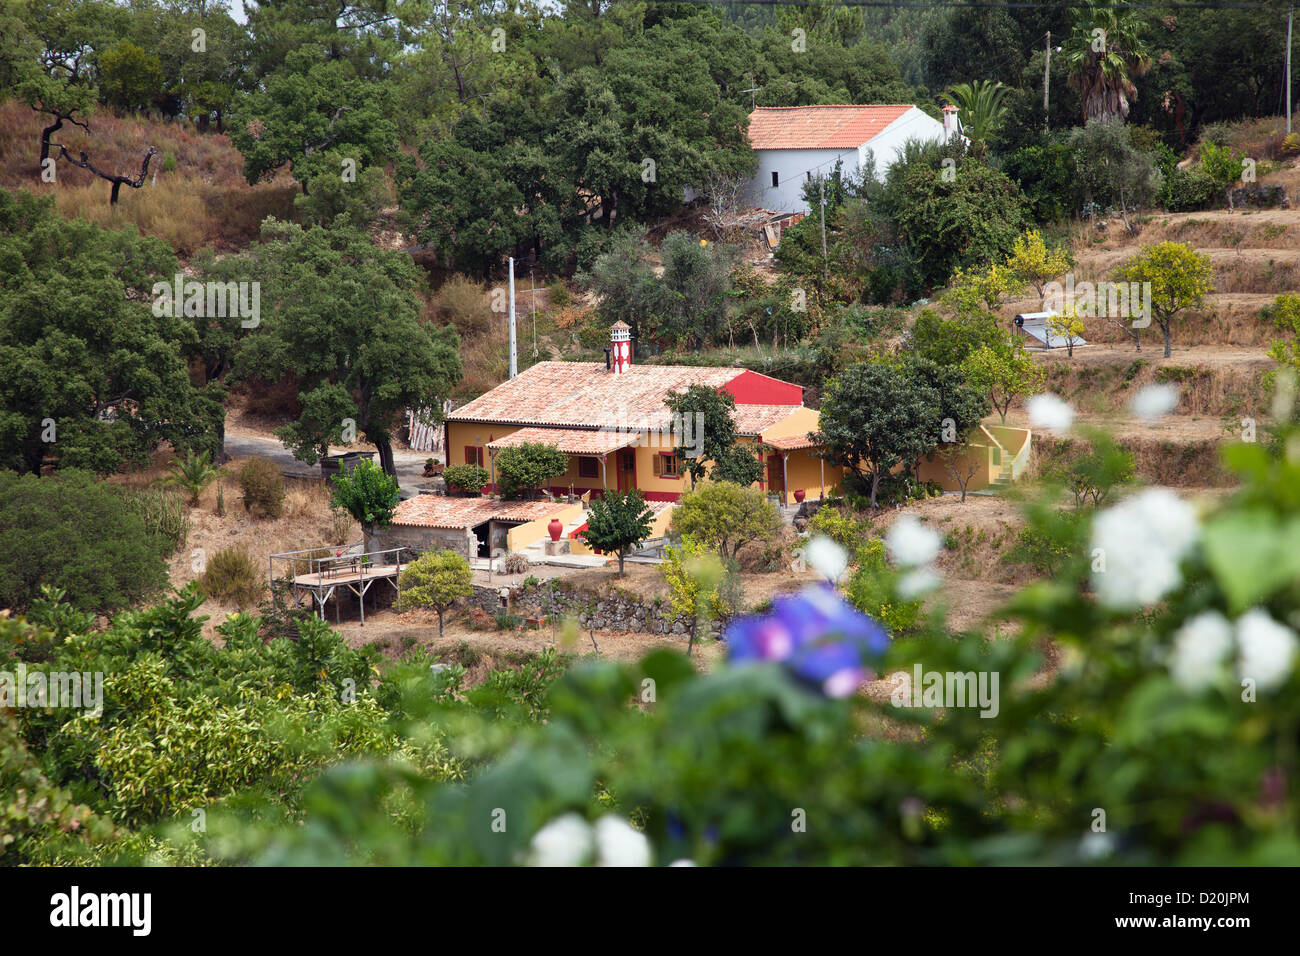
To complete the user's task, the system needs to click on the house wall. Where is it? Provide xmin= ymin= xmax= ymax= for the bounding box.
xmin=725 ymin=369 xmax=804 ymax=405
xmin=749 ymin=109 xmax=949 ymax=214
xmin=916 ymin=443 xmax=995 ymax=492
xmin=857 ymin=108 xmax=949 ymax=182
xmin=447 ymin=421 xmax=519 ymax=477
xmin=749 ymin=147 xmax=861 ymax=214
xmin=371 ymin=522 xmax=477 ymax=559
xmin=505 ymin=501 xmax=584 ymax=552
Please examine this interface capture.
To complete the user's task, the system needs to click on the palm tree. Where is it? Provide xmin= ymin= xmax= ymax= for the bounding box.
xmin=1065 ymin=2 xmax=1152 ymax=123
xmin=941 ymin=81 xmax=1010 ymax=144
xmin=162 ymin=450 xmax=222 ymax=506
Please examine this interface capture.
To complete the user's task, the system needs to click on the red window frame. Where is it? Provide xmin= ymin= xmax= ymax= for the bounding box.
xmin=578 ymin=456 xmax=599 ymax=478
xmin=464 ymin=446 xmax=484 ymax=466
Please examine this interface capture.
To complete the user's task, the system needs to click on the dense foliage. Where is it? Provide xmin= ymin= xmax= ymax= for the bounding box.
xmin=0 ymin=469 xmax=171 ymax=613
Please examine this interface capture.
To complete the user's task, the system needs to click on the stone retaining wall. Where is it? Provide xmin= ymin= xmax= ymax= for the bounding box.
xmin=469 ymin=582 xmax=724 ymax=638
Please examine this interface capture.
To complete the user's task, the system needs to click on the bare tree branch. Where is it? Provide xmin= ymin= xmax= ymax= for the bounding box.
xmin=55 ymin=144 xmax=160 ymax=206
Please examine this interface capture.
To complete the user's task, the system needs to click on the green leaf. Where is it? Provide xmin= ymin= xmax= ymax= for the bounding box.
xmin=1201 ymin=509 xmax=1300 ymax=611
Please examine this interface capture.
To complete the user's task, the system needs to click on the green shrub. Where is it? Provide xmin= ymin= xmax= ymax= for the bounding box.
xmin=238 ymin=458 xmax=284 ymax=518
xmin=0 ymin=469 xmax=168 ymax=613
xmin=443 ymin=464 xmax=489 ymax=494
xmin=1160 ymin=166 xmax=1216 ymax=212
xmin=201 ymin=547 xmax=264 ymax=609
xmin=330 ymin=458 xmax=399 ymax=530
xmin=494 ymin=442 xmax=568 ymax=498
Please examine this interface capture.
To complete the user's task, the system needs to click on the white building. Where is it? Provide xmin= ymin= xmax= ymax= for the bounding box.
xmin=746 ymin=104 xmax=959 ymax=214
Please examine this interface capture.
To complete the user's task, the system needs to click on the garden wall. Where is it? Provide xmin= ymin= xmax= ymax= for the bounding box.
xmin=469 ymin=581 xmax=724 ymax=638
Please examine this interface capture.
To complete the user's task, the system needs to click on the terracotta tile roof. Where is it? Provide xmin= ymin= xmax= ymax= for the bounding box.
xmin=487 ymin=426 xmax=635 ymax=456
xmin=765 ymin=433 xmax=820 ymax=452
xmin=732 ymin=404 xmax=802 ymax=436
xmin=448 ymin=361 xmax=742 ymax=429
xmin=747 ymin=105 xmax=914 ymax=151
xmin=392 ymin=496 xmax=562 ymax=530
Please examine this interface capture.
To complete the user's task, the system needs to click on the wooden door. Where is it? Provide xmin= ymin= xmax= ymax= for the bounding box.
xmin=617 ymin=449 xmax=636 ymax=492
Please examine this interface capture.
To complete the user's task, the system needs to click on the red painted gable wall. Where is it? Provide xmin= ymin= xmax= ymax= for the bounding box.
xmin=723 ymin=369 xmax=803 ymax=405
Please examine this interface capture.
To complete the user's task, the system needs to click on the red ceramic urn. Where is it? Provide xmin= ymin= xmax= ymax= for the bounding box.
xmin=548 ymin=518 xmax=563 ymax=542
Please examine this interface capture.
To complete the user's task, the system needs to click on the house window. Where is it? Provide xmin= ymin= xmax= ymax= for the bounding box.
xmin=771 ymin=171 xmax=779 ymax=188
xmin=578 ymin=456 xmax=599 ymax=478
xmin=654 ymin=452 xmax=681 ymax=479
xmin=465 ymin=446 xmax=484 ymax=466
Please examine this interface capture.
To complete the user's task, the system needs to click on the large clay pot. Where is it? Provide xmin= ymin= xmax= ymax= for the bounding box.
xmin=794 ymin=489 xmax=806 ymax=503
xmin=548 ymin=518 xmax=564 ymax=542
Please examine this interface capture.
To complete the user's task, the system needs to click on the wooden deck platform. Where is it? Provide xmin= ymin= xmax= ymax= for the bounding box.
xmin=270 ymin=545 xmax=409 ymax=626
xmin=291 ymin=564 xmax=402 ymax=588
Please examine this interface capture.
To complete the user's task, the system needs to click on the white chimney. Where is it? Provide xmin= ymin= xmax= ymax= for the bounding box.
xmin=610 ymin=321 xmax=632 ymax=375
xmin=942 ymin=104 xmax=960 ymax=141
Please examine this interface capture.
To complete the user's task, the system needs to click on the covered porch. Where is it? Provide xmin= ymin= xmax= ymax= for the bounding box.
xmin=761 ymin=433 xmax=838 ymax=506
xmin=486 ymin=426 xmax=642 ymax=498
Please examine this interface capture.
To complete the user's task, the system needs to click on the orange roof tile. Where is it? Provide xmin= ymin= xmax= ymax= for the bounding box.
xmin=764 ymin=433 xmax=820 ymax=452
xmin=732 ymin=404 xmax=803 ymax=436
xmin=487 ymin=426 xmax=635 ymax=456
xmin=448 ymin=362 xmax=742 ymax=429
xmin=392 ymin=496 xmax=562 ymax=530
xmin=747 ymin=105 xmax=914 ymax=151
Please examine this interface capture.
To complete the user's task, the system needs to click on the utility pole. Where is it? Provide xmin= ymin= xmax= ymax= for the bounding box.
xmin=507 ymin=257 xmax=517 ymax=379
xmin=819 ymin=177 xmax=828 ymax=281
xmin=530 ymin=267 xmax=538 ymax=358
xmin=1043 ymin=31 xmax=1052 ymax=132
xmin=1288 ymin=9 xmax=1294 ymax=135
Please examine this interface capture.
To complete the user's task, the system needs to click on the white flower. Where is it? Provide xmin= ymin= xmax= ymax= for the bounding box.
xmin=1169 ymin=611 xmax=1233 ymax=691
xmin=805 ymin=535 xmax=848 ymax=583
xmin=1091 ymin=488 xmax=1199 ymax=610
xmin=886 ymin=515 xmax=942 ymax=568
xmin=1026 ymin=393 xmax=1075 ymax=433
xmin=1130 ymin=383 xmax=1179 ymax=421
xmin=1236 ymin=609 xmax=1299 ymax=692
xmin=593 ymin=815 xmax=652 ymax=867
xmin=1079 ymin=831 xmax=1115 ymax=861
xmin=898 ymin=566 xmax=942 ymax=600
xmin=526 ymin=813 xmax=593 ymax=867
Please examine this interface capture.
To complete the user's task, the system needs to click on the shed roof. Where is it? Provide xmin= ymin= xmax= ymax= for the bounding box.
xmin=392 ymin=496 xmax=561 ymax=530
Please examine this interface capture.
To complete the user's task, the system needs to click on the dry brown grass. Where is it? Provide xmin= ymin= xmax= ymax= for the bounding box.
xmin=1036 ymin=349 xmax=1269 ymax=418
xmin=1033 ymin=432 xmax=1232 ymax=488
xmin=1 ymin=97 xmax=296 ymax=255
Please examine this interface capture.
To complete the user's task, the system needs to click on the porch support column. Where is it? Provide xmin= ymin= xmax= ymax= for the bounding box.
xmin=782 ymin=453 xmax=789 ymax=506
xmin=601 ymin=454 xmax=608 ymax=493
xmin=819 ymin=457 xmax=825 ymax=501
xmin=488 ymin=448 xmax=496 ymax=495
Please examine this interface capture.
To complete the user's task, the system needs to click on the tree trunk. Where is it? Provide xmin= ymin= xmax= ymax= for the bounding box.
xmin=870 ymin=468 xmax=881 ymax=508
xmin=110 ymin=180 xmax=122 ymax=205
xmin=437 ymin=608 xmax=444 ymax=637
xmin=40 ymin=116 xmax=63 ymax=167
xmin=1163 ymin=323 xmax=1172 ymax=358
xmin=617 ymin=550 xmax=626 ymax=576
xmin=375 ymin=436 xmax=397 ymax=477
xmin=214 ymin=416 xmax=229 ymax=465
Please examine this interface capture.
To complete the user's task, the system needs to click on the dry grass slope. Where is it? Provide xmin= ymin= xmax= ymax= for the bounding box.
xmin=0 ymin=98 xmax=296 ymax=255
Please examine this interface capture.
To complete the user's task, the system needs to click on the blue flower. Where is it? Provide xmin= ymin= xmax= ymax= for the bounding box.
xmin=724 ymin=585 xmax=890 ymax=697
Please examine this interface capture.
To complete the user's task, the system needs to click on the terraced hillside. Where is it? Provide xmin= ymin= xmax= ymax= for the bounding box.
xmin=997 ymin=178 xmax=1298 ymax=488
